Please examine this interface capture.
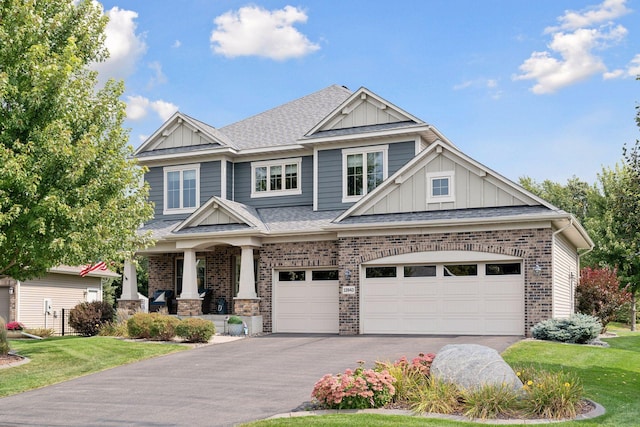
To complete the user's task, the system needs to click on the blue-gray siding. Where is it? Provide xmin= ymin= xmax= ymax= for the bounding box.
xmin=317 ymin=141 xmax=415 ymax=210
xmin=233 ymin=156 xmax=313 ymax=207
xmin=146 ymin=161 xmax=221 ymax=221
xmin=227 ymin=161 xmax=233 ymax=200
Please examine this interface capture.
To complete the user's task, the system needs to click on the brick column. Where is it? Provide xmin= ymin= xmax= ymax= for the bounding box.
xmin=177 ymin=299 xmax=202 ymax=316
xmin=233 ymin=299 xmax=260 ymax=316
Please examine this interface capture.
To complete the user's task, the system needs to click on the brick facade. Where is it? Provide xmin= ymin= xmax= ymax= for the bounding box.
xmin=147 ymin=228 xmax=554 ymax=337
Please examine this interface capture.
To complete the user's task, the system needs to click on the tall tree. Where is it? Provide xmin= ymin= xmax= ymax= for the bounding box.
xmin=0 ymin=0 xmax=153 ymax=280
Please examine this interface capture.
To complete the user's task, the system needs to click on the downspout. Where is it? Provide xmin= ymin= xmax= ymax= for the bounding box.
xmin=551 ymin=218 xmax=574 ymax=318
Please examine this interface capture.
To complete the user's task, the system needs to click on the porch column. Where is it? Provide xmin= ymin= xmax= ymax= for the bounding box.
xmin=180 ymin=248 xmax=200 ymax=299
xmin=117 ymin=260 xmax=141 ymax=313
xmin=120 ymin=260 xmax=138 ymax=300
xmin=236 ymin=246 xmax=257 ymax=299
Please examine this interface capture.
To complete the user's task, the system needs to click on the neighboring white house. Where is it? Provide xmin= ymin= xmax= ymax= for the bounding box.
xmin=0 ymin=265 xmax=119 ymax=334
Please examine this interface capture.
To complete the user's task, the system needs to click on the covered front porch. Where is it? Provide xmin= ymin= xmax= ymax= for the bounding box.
xmin=118 ymin=237 xmax=264 ymax=334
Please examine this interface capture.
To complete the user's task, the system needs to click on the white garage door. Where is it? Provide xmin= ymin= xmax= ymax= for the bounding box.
xmin=274 ymin=269 xmax=339 ymax=333
xmin=0 ymin=287 xmax=10 ymax=322
xmin=361 ymin=262 xmax=524 ymax=335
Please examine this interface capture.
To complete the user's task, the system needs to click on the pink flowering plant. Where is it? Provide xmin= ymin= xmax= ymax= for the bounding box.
xmin=311 ymin=361 xmax=396 ymax=409
xmin=375 ymin=352 xmax=436 ymax=403
xmin=6 ymin=321 xmax=24 ymax=331
xmin=387 ymin=352 xmax=436 ymax=376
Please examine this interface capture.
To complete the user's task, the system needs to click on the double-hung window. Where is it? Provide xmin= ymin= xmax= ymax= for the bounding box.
xmin=251 ymin=158 xmax=301 ymax=197
xmin=163 ymin=164 xmax=200 ymax=215
xmin=342 ymin=145 xmax=388 ymax=202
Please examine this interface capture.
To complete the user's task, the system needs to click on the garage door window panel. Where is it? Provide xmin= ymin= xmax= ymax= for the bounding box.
xmin=486 ymin=263 xmax=521 ymax=275
xmin=278 ymin=271 xmax=306 ymax=281
xmin=311 ymin=270 xmax=339 ymax=281
xmin=365 ymin=267 xmax=397 ymax=278
xmin=403 ymin=265 xmax=436 ymax=277
xmin=444 ymin=264 xmax=478 ymax=276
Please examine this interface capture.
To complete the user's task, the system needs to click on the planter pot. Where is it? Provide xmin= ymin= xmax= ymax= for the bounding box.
xmin=228 ymin=323 xmax=244 ymax=336
xmin=6 ymin=331 xmax=24 ymax=339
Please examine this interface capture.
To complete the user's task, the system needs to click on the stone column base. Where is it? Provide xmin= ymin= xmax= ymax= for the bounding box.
xmin=177 ymin=299 xmax=202 ymax=316
xmin=233 ymin=298 xmax=260 ymax=316
xmin=117 ymin=299 xmax=142 ymax=315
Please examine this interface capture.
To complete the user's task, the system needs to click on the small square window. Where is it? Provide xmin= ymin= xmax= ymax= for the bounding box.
xmin=427 ymin=171 xmax=455 ymax=203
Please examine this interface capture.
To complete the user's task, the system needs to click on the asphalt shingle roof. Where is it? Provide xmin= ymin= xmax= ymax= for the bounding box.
xmin=219 ymin=85 xmax=352 ymax=150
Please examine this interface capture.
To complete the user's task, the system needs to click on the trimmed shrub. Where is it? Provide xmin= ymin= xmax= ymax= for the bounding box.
xmin=0 ymin=316 xmax=10 ymax=356
xmin=126 ymin=312 xmax=178 ymax=341
xmin=531 ymin=313 xmax=601 ymax=344
xmin=68 ymin=301 xmax=116 ymax=337
xmin=176 ymin=318 xmax=215 ymax=343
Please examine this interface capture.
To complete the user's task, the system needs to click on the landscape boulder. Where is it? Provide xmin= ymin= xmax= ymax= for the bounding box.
xmin=431 ymin=344 xmax=523 ymax=392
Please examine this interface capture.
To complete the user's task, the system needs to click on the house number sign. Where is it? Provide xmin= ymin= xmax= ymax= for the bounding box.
xmin=342 ymin=286 xmax=356 ymax=295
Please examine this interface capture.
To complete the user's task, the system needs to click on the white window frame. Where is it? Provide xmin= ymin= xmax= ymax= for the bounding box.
xmin=251 ymin=158 xmax=302 ymax=198
xmin=426 ymin=171 xmax=455 ymax=203
xmin=163 ymin=164 xmax=200 ymax=215
xmin=341 ymin=145 xmax=388 ymax=203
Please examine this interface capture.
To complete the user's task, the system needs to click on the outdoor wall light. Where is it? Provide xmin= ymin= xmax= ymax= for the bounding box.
xmin=533 ymin=263 xmax=542 ymax=276
xmin=8 ymin=287 xmax=13 ymax=294
xmin=344 ymin=269 xmax=351 ymax=281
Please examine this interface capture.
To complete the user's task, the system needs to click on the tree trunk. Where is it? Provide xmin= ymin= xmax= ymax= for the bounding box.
xmin=632 ymin=292 xmax=637 ymax=332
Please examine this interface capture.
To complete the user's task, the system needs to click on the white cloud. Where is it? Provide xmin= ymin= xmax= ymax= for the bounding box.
xmin=514 ymin=0 xmax=635 ymax=94
xmin=91 ymin=7 xmax=147 ymax=82
xmin=172 ymin=40 xmax=182 ymax=48
xmin=210 ymin=5 xmax=320 ymax=60
xmin=546 ymin=0 xmax=631 ymax=32
xmin=126 ymin=96 xmax=178 ymax=122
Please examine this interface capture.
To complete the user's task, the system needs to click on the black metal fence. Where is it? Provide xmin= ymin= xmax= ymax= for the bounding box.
xmin=59 ymin=308 xmax=80 ymax=336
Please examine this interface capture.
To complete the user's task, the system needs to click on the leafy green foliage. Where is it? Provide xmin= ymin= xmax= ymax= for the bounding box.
xmin=175 ymin=318 xmax=215 ymax=343
xmin=228 ymin=315 xmax=243 ymax=324
xmin=531 ymin=313 xmax=602 ymax=343
xmin=68 ymin=301 xmax=115 ymax=337
xmin=577 ymin=267 xmax=632 ymax=329
xmin=0 ymin=0 xmax=154 ymax=280
xmin=520 ymin=370 xmax=584 ymax=420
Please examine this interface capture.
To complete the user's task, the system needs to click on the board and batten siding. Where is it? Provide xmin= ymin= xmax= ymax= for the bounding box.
xmin=552 ymin=234 xmax=578 ymax=319
xmin=19 ymin=274 xmax=102 ymax=333
xmin=362 ymin=152 xmax=531 ymax=215
xmin=146 ymin=161 xmax=221 ymax=220
xmin=316 ymin=141 xmax=415 ymax=211
xmin=232 ymin=156 xmax=313 ymax=207
xmin=150 ymin=122 xmax=219 ymax=151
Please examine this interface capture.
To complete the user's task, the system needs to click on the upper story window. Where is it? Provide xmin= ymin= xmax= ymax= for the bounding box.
xmin=426 ymin=171 xmax=455 ymax=203
xmin=342 ymin=145 xmax=388 ymax=202
xmin=163 ymin=164 xmax=200 ymax=215
xmin=251 ymin=158 xmax=302 ymax=198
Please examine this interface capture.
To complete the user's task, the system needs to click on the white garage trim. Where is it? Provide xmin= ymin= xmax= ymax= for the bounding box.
xmin=365 ymin=250 xmax=521 ymax=265
xmin=360 ymin=258 xmax=524 ymax=335
xmin=273 ymin=268 xmax=339 ymax=333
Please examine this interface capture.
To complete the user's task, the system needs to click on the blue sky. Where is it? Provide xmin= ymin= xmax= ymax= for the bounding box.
xmin=94 ymin=0 xmax=640 ymax=184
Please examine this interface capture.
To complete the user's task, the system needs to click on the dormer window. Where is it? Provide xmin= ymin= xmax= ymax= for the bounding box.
xmin=251 ymin=158 xmax=302 ymax=198
xmin=427 ymin=171 xmax=455 ymax=203
xmin=342 ymin=145 xmax=388 ymax=202
xmin=163 ymin=164 xmax=200 ymax=215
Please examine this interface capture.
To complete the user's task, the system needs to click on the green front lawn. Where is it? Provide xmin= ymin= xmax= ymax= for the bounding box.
xmin=0 ymin=336 xmax=186 ymax=397
xmin=243 ymin=328 xmax=640 ymax=427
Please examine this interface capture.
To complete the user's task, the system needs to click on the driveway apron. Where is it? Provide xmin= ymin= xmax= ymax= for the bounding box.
xmin=0 ymin=334 xmax=519 ymax=427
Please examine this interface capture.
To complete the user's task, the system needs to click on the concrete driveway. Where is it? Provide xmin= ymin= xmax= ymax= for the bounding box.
xmin=0 ymin=334 xmax=520 ymax=427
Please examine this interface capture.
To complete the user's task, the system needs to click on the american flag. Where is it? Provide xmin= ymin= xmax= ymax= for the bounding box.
xmin=80 ymin=261 xmax=108 ymax=277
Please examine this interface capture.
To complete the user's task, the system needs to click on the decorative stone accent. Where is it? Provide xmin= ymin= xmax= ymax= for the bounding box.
xmin=177 ymin=299 xmax=202 ymax=316
xmin=117 ymin=299 xmax=142 ymax=315
xmin=431 ymin=344 xmax=523 ymax=392
xmin=234 ymin=298 xmax=260 ymax=316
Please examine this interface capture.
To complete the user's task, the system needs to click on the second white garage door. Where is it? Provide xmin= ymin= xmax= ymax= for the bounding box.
xmin=274 ymin=269 xmax=339 ymax=333
xmin=361 ymin=261 xmax=524 ymax=335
